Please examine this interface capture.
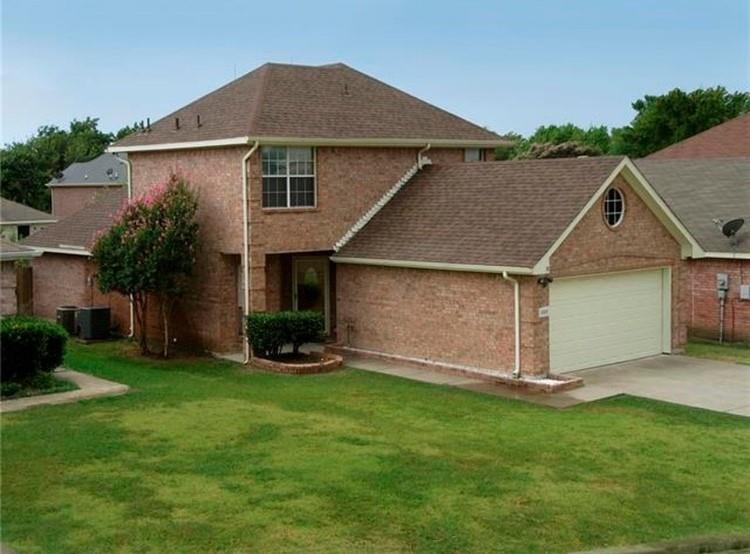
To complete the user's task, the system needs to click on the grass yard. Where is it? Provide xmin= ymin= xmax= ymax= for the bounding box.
xmin=1 ymin=341 xmax=749 ymax=553
xmin=686 ymin=340 xmax=750 ymax=365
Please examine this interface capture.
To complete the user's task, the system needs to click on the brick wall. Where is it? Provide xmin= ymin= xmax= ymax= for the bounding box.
xmin=688 ymin=258 xmax=750 ymax=342
xmin=128 ymin=145 xmax=466 ymax=351
xmin=32 ymin=253 xmax=130 ymax=334
xmin=1 ymin=262 xmax=17 ymax=316
xmin=51 ymin=186 xmax=121 ymax=218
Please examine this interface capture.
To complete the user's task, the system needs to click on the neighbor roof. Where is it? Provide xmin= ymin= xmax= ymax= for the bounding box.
xmin=48 ymin=153 xmax=127 ymax=187
xmin=0 ymin=197 xmax=55 ymax=225
xmin=636 ymin=158 xmax=750 ymax=255
xmin=0 ymin=239 xmax=41 ymax=261
xmin=21 ymin=188 xmax=126 ymax=254
xmin=336 ymin=157 xmax=627 ymax=269
xmin=647 ymin=113 xmax=750 ymax=160
xmin=113 ymin=63 xmax=504 ymax=149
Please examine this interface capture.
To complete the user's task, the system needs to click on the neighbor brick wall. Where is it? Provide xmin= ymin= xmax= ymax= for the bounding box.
xmin=1 ymin=262 xmax=17 ymax=316
xmin=32 ymin=253 xmax=130 ymax=334
xmin=688 ymin=258 xmax=750 ymax=342
xmin=51 ymin=186 xmax=122 ymax=219
xmin=128 ymin=145 xmax=466 ymax=350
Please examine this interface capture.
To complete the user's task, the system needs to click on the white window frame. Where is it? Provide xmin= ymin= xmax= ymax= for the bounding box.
xmin=261 ymin=146 xmax=317 ymax=209
xmin=603 ymin=186 xmax=625 ymax=228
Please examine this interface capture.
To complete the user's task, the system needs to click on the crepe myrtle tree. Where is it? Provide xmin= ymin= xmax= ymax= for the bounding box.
xmin=92 ymin=174 xmax=199 ymax=356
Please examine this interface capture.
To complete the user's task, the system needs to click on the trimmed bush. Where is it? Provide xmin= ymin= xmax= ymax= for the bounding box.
xmin=246 ymin=311 xmax=324 ymax=359
xmin=1 ymin=317 xmax=68 ymax=382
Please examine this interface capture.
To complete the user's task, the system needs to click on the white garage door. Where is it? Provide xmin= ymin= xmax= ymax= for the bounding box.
xmin=549 ymin=269 xmax=668 ymax=373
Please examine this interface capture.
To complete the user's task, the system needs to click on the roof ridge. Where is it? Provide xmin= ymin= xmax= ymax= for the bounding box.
xmin=247 ymin=63 xmax=272 ymax=136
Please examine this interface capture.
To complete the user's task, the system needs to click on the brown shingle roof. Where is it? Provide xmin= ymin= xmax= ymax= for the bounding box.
xmin=0 ymin=197 xmax=55 ymax=224
xmin=337 ymin=156 xmax=625 ymax=268
xmin=647 ymin=113 xmax=750 ymax=159
xmin=636 ymin=158 xmax=750 ymax=254
xmin=114 ymin=63 xmax=504 ymax=148
xmin=21 ymin=188 xmax=126 ymax=252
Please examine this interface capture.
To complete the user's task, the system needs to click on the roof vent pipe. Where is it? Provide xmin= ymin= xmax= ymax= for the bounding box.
xmin=175 ymin=117 xmax=180 ymax=130
xmin=197 ymin=115 xmax=202 ymax=127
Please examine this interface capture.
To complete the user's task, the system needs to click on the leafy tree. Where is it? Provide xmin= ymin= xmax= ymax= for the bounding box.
xmin=611 ymin=87 xmax=750 ymax=157
xmin=92 ymin=175 xmax=199 ymax=356
xmin=508 ymin=124 xmax=611 ymax=159
xmin=521 ymin=141 xmax=602 ymax=159
xmin=0 ymin=118 xmax=136 ymax=211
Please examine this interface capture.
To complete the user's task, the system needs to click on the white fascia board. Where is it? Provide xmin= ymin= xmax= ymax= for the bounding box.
xmin=32 ymin=246 xmax=92 ymax=256
xmin=0 ymin=249 xmax=43 ymax=261
xmin=108 ymin=136 xmax=251 ymax=153
xmin=108 ymin=136 xmax=508 ymax=153
xmin=330 ymin=256 xmax=533 ymax=275
xmin=531 ymin=157 xmax=704 ymax=275
xmin=48 ymin=183 xmax=123 ymax=188
xmin=701 ymin=251 xmax=750 ymax=260
xmin=0 ymin=219 xmax=57 ymax=225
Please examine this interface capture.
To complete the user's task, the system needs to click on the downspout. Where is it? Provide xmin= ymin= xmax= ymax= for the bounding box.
xmin=115 ymin=154 xmax=135 ymax=338
xmin=242 ymin=141 xmax=260 ymax=363
xmin=502 ymin=271 xmax=521 ymax=378
xmin=418 ymin=143 xmax=431 ymax=168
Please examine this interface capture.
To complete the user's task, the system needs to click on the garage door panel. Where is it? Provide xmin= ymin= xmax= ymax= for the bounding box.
xmin=550 ymin=270 xmax=665 ymax=372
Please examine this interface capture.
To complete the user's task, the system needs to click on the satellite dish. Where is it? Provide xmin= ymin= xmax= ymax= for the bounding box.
xmin=722 ymin=218 xmax=745 ymax=238
xmin=106 ymin=168 xmax=114 ymax=176
xmin=54 ymin=171 xmax=63 ymax=180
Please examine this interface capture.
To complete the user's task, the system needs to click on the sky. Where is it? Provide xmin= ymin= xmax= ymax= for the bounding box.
xmin=1 ymin=0 xmax=748 ymax=144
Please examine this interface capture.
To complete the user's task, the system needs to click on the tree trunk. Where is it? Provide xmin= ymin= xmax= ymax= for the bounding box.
xmin=162 ymin=296 xmax=170 ymax=358
xmin=134 ymin=294 xmax=150 ymax=355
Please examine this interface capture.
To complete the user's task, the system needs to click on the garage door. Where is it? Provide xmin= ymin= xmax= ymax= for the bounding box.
xmin=549 ymin=269 xmax=668 ymax=372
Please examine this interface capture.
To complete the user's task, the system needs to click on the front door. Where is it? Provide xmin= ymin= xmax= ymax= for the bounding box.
xmin=292 ymin=257 xmax=330 ymax=333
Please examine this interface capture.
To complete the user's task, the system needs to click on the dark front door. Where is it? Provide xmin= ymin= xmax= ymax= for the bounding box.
xmin=292 ymin=257 xmax=329 ymax=333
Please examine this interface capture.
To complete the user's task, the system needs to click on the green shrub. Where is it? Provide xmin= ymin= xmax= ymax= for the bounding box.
xmin=0 ymin=316 xmax=68 ymax=382
xmin=246 ymin=311 xmax=324 ymax=359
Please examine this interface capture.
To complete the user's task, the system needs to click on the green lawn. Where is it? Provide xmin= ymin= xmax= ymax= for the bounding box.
xmin=1 ymin=342 xmax=748 ymax=553
xmin=686 ymin=340 xmax=750 ymax=365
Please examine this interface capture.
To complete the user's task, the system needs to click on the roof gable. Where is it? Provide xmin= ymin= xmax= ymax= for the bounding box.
xmin=334 ymin=157 xmax=700 ymax=274
xmin=113 ymin=63 xmax=504 ymax=150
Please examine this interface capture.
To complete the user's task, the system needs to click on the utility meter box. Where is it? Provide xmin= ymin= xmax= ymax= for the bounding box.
xmin=716 ymin=273 xmax=729 ymax=290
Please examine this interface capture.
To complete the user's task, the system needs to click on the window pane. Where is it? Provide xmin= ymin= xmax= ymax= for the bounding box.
xmin=464 ymin=148 xmax=481 ymax=162
xmin=289 ymin=147 xmax=314 ymax=175
xmin=262 ymin=176 xmax=288 ymax=208
xmin=289 ymin=176 xmax=315 ymax=207
xmin=262 ymin=146 xmax=287 ymax=176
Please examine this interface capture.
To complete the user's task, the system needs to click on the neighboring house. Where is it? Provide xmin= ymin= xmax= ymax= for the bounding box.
xmin=47 ymin=153 xmax=127 ymax=218
xmin=0 ymin=197 xmax=56 ymax=241
xmin=647 ymin=113 xmax=750 ymax=160
xmin=637 ymin=158 xmax=750 ymax=342
xmin=0 ymin=239 xmax=41 ymax=316
xmin=21 ymin=188 xmax=130 ymax=333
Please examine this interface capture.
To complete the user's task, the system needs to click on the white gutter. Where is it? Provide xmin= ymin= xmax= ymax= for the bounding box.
xmin=109 ymin=136 xmax=508 ymax=153
xmin=0 ymin=219 xmax=57 ymax=225
xmin=241 ymin=141 xmax=260 ymax=363
xmin=330 ymin=256 xmax=534 ymax=275
xmin=502 ymin=272 xmax=521 ymax=378
xmin=115 ymin=154 xmax=134 ymax=337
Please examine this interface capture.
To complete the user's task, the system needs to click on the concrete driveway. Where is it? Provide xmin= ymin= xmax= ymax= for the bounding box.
xmin=551 ymin=355 xmax=750 ymax=415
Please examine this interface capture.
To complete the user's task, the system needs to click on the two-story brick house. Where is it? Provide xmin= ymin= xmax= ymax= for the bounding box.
xmin=110 ymin=62 xmax=505 ymax=354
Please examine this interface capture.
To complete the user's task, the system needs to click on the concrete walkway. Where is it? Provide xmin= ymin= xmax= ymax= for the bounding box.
xmin=0 ymin=370 xmax=129 ymax=413
xmin=345 ymin=354 xmax=750 ymax=416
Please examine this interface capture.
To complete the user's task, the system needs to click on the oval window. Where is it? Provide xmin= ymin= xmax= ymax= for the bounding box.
xmin=603 ymin=187 xmax=625 ymax=228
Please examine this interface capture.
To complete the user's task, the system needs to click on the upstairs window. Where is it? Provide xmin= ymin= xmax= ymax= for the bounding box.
xmin=464 ymin=148 xmax=485 ymax=162
xmin=262 ymin=146 xmax=315 ymax=208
